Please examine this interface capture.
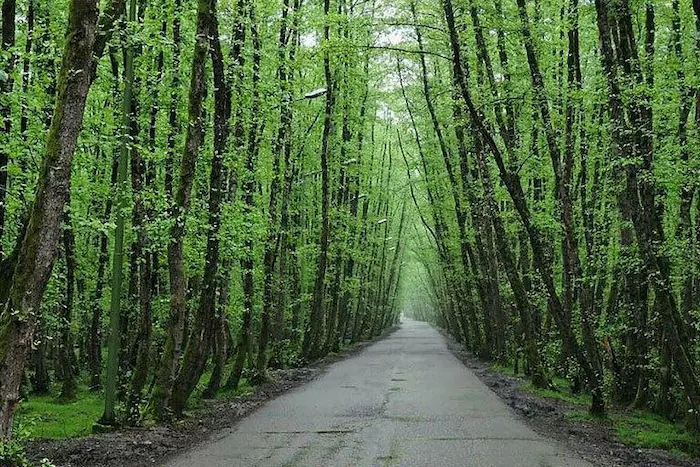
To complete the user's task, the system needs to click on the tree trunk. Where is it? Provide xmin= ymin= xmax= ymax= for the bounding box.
xmin=87 ymin=155 xmax=117 ymax=391
xmin=170 ymin=0 xmax=230 ymax=414
xmin=58 ymin=209 xmax=78 ymax=403
xmin=124 ymin=1 xmax=160 ymax=421
xmin=164 ymin=0 xmax=181 ymax=202
xmin=302 ymin=0 xmax=335 ymax=361
xmin=202 ymin=310 xmax=229 ymax=398
xmin=30 ymin=317 xmax=51 ymax=395
xmin=150 ymin=0 xmax=213 ymax=420
xmin=99 ymin=0 xmax=137 ymax=426
xmin=228 ymin=0 xmax=264 ymax=391
xmin=257 ymin=0 xmax=298 ymax=378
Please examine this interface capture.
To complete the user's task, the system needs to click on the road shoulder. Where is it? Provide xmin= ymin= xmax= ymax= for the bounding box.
xmin=440 ymin=328 xmax=700 ymax=467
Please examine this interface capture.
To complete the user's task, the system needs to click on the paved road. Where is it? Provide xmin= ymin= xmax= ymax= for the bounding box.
xmin=167 ymin=319 xmax=591 ymax=467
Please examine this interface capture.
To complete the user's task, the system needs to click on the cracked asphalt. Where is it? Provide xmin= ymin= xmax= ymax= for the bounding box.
xmin=165 ymin=319 xmax=592 ymax=466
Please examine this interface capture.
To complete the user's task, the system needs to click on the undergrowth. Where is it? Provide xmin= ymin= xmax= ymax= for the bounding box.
xmin=13 ymin=375 xmax=257 ymax=442
xmin=1 ymin=435 xmax=56 ymax=466
xmin=491 ymin=362 xmax=699 ymax=457
xmin=14 ymin=385 xmax=103 ymax=439
xmin=523 ymin=382 xmax=592 ymax=406
xmin=567 ymin=410 xmax=698 ymax=457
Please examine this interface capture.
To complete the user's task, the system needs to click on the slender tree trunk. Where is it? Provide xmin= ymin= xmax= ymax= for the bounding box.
xmin=58 ymin=209 xmax=78 ymax=403
xmin=170 ymin=0 xmax=230 ymax=414
xmin=335 ymin=74 xmax=369 ymax=350
xmin=164 ymin=0 xmax=182 ymax=202
xmin=15 ymin=0 xmax=34 ymax=205
xmin=228 ymin=0 xmax=264 ymax=391
xmin=302 ymin=0 xmax=335 ymax=360
xmin=203 ymin=310 xmax=229 ymax=398
xmin=87 ymin=155 xmax=117 ymax=391
xmin=671 ymin=0 xmax=697 ymax=364
xmin=271 ymin=2 xmax=303 ymax=360
xmin=220 ymin=0 xmax=248 ymax=391
xmin=30 ymin=317 xmax=50 ymax=395
xmin=100 ymin=0 xmax=137 ymax=426
xmin=257 ymin=0 xmax=298 ymax=378
xmin=150 ymin=0 xmax=213 ymax=420
xmin=125 ymin=5 xmax=162 ymax=422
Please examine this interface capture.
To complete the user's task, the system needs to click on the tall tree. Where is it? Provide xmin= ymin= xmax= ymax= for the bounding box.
xmin=170 ymin=0 xmax=231 ymax=414
xmin=302 ymin=0 xmax=335 ymax=360
xmin=100 ymin=0 xmax=137 ymax=426
xmin=150 ymin=0 xmax=215 ymax=420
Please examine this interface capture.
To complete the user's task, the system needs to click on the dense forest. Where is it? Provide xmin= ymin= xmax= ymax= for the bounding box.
xmin=0 ymin=0 xmax=699 ymax=453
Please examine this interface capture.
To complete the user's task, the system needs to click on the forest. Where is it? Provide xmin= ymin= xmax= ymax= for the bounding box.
xmin=0 ymin=0 xmax=699 ymax=459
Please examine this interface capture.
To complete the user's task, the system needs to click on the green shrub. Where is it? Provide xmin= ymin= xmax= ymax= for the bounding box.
xmin=0 ymin=439 xmax=30 ymax=467
xmin=566 ymin=410 xmax=699 ymax=457
xmin=0 ymin=438 xmax=55 ymax=467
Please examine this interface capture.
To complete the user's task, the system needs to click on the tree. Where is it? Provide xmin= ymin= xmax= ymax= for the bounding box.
xmin=150 ymin=0 xmax=216 ymax=420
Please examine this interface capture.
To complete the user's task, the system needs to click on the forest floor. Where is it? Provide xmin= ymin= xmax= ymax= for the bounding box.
xmin=25 ymin=328 xmax=398 ymax=467
xmin=442 ymin=330 xmax=700 ymax=467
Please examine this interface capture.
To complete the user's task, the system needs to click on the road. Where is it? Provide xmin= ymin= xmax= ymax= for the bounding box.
xmin=166 ymin=319 xmax=592 ymax=467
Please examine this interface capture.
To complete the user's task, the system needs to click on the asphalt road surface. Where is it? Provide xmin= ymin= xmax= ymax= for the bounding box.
xmin=166 ymin=319 xmax=592 ymax=467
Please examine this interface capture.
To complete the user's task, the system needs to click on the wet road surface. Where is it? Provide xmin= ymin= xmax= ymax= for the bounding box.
xmin=166 ymin=319 xmax=592 ymax=467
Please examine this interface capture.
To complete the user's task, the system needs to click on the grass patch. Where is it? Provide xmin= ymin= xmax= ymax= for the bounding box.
xmin=566 ymin=410 xmax=698 ymax=457
xmin=212 ymin=379 xmax=254 ymax=400
xmin=490 ymin=362 xmax=591 ymax=406
xmin=14 ymin=386 xmax=103 ymax=440
xmin=13 ymin=371 xmax=267 ymax=442
xmin=491 ymin=360 xmax=536 ymax=379
xmin=550 ymin=375 xmax=571 ymax=389
xmin=616 ymin=412 xmax=697 ymax=455
xmin=522 ymin=382 xmax=592 ymax=406
xmin=491 ymin=363 xmax=517 ymax=376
